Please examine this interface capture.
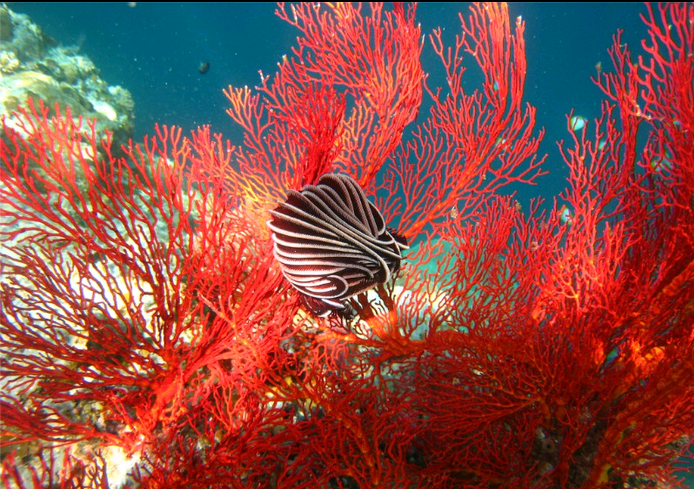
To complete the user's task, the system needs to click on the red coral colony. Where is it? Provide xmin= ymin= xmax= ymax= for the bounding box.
xmin=1 ymin=3 xmax=692 ymax=488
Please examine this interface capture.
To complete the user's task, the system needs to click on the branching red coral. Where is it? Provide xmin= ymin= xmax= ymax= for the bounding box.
xmin=1 ymin=2 xmax=693 ymax=489
xmin=223 ymin=2 xmax=424 ymax=199
xmin=379 ymin=3 xmax=546 ymax=241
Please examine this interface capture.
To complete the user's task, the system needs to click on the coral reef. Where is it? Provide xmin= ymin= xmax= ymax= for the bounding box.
xmin=1 ymin=3 xmax=692 ymax=489
xmin=0 ymin=4 xmax=135 ymax=154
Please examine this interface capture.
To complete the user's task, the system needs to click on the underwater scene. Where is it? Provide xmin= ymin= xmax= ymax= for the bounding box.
xmin=1 ymin=2 xmax=693 ymax=488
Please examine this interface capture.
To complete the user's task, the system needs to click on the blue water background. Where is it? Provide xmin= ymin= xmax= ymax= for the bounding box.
xmin=9 ymin=2 xmax=693 ymax=485
xmin=11 ymin=3 xmax=653 ymax=208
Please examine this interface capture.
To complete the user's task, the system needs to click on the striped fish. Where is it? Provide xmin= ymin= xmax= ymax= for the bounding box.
xmin=268 ymin=173 xmax=408 ymax=317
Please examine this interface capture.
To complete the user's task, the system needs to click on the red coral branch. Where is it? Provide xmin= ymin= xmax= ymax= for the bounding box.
xmin=0 ymin=99 xmax=288 ymax=464
xmin=1 ymin=101 xmax=202 ymax=443
xmin=224 ymin=2 xmax=424 ymax=199
xmin=379 ymin=3 xmax=546 ymax=241
xmin=1 ymin=2 xmax=693 ymax=488
xmin=1 ymin=447 xmax=109 ymax=489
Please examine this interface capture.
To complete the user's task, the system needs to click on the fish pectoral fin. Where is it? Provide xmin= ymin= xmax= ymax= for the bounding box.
xmin=300 ymin=292 xmax=344 ymax=317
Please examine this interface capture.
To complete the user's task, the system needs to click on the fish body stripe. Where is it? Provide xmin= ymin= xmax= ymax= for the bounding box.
xmin=268 ymin=173 xmax=408 ymax=315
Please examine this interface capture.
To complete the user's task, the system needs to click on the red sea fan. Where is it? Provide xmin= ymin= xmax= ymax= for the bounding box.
xmin=0 ymin=100 xmax=291 ymax=486
xmin=401 ymin=3 xmax=694 ymax=488
xmin=2 ymin=3 xmax=693 ymax=489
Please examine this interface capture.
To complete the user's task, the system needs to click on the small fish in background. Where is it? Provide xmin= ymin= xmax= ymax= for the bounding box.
xmin=569 ymin=115 xmax=587 ymax=132
xmin=558 ymin=205 xmax=573 ymax=226
xmin=449 ymin=205 xmax=458 ymax=220
xmin=198 ymin=61 xmax=210 ymax=75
